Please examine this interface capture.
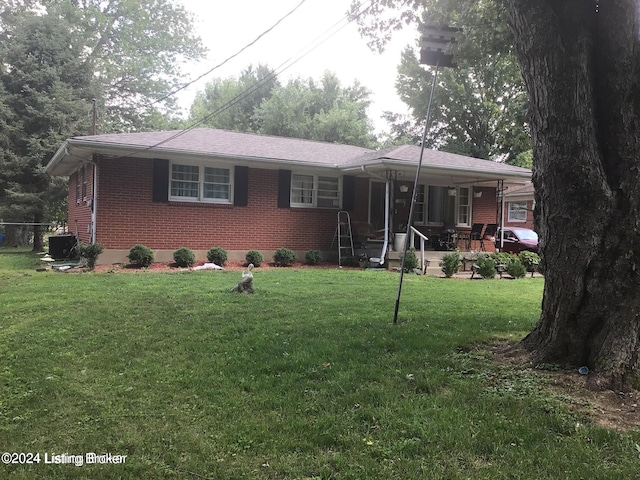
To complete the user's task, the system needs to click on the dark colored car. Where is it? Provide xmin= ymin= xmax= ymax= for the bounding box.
xmin=495 ymin=227 xmax=539 ymax=254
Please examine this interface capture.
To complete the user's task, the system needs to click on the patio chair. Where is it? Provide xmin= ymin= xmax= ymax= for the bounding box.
xmin=469 ymin=223 xmax=484 ymax=249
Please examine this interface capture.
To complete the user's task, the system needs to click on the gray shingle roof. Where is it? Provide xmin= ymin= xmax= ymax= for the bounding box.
xmin=46 ymin=127 xmax=532 ymax=183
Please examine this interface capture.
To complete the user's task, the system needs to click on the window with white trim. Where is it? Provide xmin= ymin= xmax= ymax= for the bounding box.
xmin=291 ymin=173 xmax=341 ymax=208
xmin=457 ymin=187 xmax=471 ymax=227
xmin=169 ymin=162 xmax=232 ymax=203
xmin=413 ymin=185 xmax=471 ymax=227
xmin=508 ymin=201 xmax=527 ymax=222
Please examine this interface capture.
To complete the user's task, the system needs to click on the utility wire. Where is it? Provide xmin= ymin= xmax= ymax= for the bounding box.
xmin=86 ymin=0 xmax=375 ymax=162
xmin=145 ymin=0 xmax=308 ymax=109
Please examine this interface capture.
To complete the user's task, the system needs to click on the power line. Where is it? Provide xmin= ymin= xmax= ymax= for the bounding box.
xmin=144 ymin=0 xmax=308 ymax=109
xmin=91 ymin=0 xmax=376 ymax=161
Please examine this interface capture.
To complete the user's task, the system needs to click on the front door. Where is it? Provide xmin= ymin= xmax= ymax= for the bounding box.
xmin=369 ymin=181 xmax=387 ymax=231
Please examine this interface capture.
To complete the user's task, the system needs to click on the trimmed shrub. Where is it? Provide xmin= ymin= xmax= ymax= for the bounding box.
xmin=173 ymin=247 xmax=196 ymax=267
xmin=519 ymin=250 xmax=541 ymax=273
xmin=440 ymin=251 xmax=462 ymax=278
xmin=476 ymin=255 xmax=497 ymax=279
xmin=305 ymin=250 xmax=322 ymax=265
xmin=403 ymin=248 xmax=419 ymax=272
xmin=128 ymin=244 xmax=154 ymax=268
xmin=506 ymin=257 xmax=527 ymax=279
xmin=207 ymin=247 xmax=228 ymax=266
xmin=273 ymin=247 xmax=296 ymax=267
xmin=77 ymin=242 xmax=104 ymax=270
xmin=245 ymin=250 xmax=263 ymax=267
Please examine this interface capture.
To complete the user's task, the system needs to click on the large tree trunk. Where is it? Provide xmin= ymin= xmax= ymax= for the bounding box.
xmin=503 ymin=0 xmax=640 ymax=391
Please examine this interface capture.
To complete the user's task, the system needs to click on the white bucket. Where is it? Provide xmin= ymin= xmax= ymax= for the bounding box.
xmin=394 ymin=232 xmax=407 ymax=252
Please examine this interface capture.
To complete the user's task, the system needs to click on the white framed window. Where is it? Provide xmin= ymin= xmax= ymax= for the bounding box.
xmin=169 ymin=162 xmax=232 ymax=203
xmin=291 ymin=173 xmax=341 ymax=208
xmin=508 ymin=201 xmax=527 ymax=222
xmin=413 ymin=185 xmax=471 ymax=227
xmin=457 ymin=187 xmax=471 ymax=227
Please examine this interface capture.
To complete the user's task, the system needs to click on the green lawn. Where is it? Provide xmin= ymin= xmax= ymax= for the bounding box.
xmin=1 ymin=250 xmax=638 ymax=479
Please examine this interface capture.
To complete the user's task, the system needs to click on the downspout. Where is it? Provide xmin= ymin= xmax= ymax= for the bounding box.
xmin=361 ymin=166 xmax=390 ymax=266
xmin=90 ymin=159 xmax=98 ymax=244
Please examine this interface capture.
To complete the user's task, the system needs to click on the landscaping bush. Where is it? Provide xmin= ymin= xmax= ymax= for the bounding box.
xmin=506 ymin=257 xmax=527 ymax=278
xmin=440 ymin=251 xmax=462 ymax=278
xmin=245 ymin=250 xmax=263 ymax=267
xmin=173 ymin=247 xmax=196 ymax=268
xmin=305 ymin=250 xmax=322 ymax=265
xmin=273 ymin=247 xmax=296 ymax=267
xmin=77 ymin=242 xmax=104 ymax=270
xmin=127 ymin=244 xmax=154 ymax=268
xmin=207 ymin=247 xmax=228 ymax=266
xmin=475 ymin=255 xmax=497 ymax=279
xmin=403 ymin=248 xmax=419 ymax=272
xmin=519 ymin=250 xmax=541 ymax=273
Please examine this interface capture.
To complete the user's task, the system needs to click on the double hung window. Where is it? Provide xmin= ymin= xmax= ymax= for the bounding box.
xmin=170 ymin=162 xmax=232 ymax=203
xmin=291 ymin=173 xmax=341 ymax=208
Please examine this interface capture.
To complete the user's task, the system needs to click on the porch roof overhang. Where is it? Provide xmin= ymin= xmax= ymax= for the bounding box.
xmin=341 ymin=147 xmax=532 ymax=187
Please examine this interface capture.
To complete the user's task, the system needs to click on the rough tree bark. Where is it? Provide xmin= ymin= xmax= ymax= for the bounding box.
xmin=503 ymin=0 xmax=640 ymax=390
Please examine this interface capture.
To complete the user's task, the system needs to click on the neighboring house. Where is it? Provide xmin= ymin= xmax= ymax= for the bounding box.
xmin=502 ymin=182 xmax=535 ymax=230
xmin=45 ymin=128 xmax=532 ymax=265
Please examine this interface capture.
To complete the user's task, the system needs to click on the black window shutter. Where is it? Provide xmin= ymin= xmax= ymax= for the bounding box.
xmin=342 ymin=175 xmax=356 ymax=211
xmin=152 ymin=158 xmax=169 ymax=202
xmin=234 ymin=166 xmax=249 ymax=207
xmin=277 ymin=169 xmax=291 ymax=208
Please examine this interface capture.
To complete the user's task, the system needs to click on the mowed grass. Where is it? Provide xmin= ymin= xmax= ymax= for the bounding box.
xmin=1 ymin=250 xmax=639 ymax=479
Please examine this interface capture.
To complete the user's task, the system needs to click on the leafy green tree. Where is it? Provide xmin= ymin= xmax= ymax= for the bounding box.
xmin=368 ymin=0 xmax=529 ymax=162
xmin=190 ymin=64 xmax=280 ymax=132
xmin=23 ymin=0 xmax=206 ymax=132
xmin=254 ymin=71 xmax=377 ymax=147
xmin=0 ymin=12 xmax=94 ymax=249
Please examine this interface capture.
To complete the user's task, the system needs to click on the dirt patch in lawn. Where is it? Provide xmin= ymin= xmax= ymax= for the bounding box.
xmin=492 ymin=343 xmax=640 ymax=432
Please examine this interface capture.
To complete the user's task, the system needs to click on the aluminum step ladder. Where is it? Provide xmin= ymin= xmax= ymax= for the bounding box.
xmin=336 ymin=211 xmax=354 ymax=266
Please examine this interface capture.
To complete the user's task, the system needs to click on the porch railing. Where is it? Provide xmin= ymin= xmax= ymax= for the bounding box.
xmin=409 ymin=227 xmax=429 ymax=274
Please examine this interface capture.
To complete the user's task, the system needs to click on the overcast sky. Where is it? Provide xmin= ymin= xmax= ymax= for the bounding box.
xmin=177 ymin=0 xmax=419 ymax=133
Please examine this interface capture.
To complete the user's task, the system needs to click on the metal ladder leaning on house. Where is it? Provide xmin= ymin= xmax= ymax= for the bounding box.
xmin=336 ymin=210 xmax=354 ymax=266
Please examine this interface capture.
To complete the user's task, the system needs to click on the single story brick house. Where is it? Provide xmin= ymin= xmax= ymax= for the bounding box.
xmin=45 ymin=128 xmax=532 ymax=265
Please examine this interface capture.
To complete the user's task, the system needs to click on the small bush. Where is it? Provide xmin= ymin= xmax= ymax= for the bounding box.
xmin=245 ymin=250 xmax=263 ymax=267
xmin=207 ymin=247 xmax=228 ymax=266
xmin=273 ymin=247 xmax=296 ymax=267
xmin=519 ymin=250 xmax=541 ymax=272
xmin=173 ymin=247 xmax=196 ymax=267
xmin=77 ymin=242 xmax=104 ymax=270
xmin=440 ymin=251 xmax=462 ymax=278
xmin=476 ymin=255 xmax=497 ymax=279
xmin=403 ymin=248 xmax=419 ymax=272
xmin=305 ymin=250 xmax=322 ymax=265
xmin=128 ymin=244 xmax=154 ymax=268
xmin=506 ymin=257 xmax=527 ymax=279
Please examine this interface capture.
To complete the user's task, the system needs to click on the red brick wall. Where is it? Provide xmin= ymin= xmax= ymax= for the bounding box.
xmin=94 ymin=158 xmax=344 ymax=251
